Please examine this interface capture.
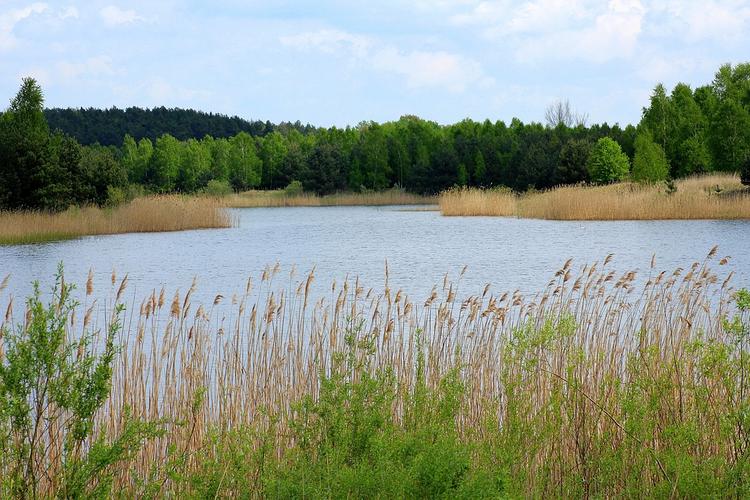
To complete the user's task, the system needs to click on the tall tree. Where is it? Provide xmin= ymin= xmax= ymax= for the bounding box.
xmin=150 ymin=134 xmax=182 ymax=191
xmin=709 ymin=99 xmax=750 ymax=171
xmin=228 ymin=132 xmax=262 ymax=191
xmin=632 ymin=129 xmax=669 ymax=183
xmin=0 ymin=78 xmax=51 ymax=209
xmin=553 ymin=139 xmax=591 ymax=185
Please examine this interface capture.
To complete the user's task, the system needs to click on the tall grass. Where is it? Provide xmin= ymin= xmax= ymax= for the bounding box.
xmin=0 ymin=196 xmax=234 ymax=245
xmin=440 ymin=174 xmax=750 ymax=220
xmin=1 ymin=250 xmax=749 ymax=496
xmin=226 ymin=189 xmax=436 ymax=208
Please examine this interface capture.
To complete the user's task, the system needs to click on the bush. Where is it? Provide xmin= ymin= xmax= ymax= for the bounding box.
xmin=106 ymin=185 xmax=127 ymax=206
xmin=587 ymin=137 xmax=630 ymax=184
xmin=262 ymin=328 xmax=504 ymax=498
xmin=632 ymin=129 xmax=669 ymax=183
xmin=203 ymin=179 xmax=233 ymax=197
xmin=0 ymin=266 xmax=163 ymax=497
xmin=283 ymin=180 xmax=304 ymax=196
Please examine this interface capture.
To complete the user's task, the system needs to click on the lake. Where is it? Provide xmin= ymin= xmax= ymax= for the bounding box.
xmin=1 ymin=206 xmax=748 ymax=308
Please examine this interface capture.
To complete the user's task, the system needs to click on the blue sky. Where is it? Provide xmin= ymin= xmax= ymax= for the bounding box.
xmin=1 ymin=1 xmax=749 ymax=127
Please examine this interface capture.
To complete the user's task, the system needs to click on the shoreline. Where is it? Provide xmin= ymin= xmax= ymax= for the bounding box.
xmin=440 ymin=173 xmax=750 ymax=220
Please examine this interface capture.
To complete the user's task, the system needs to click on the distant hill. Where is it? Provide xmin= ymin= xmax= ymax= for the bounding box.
xmin=44 ymin=107 xmax=316 ymax=146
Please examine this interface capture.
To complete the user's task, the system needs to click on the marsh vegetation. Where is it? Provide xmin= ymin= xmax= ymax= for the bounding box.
xmin=0 ymin=196 xmax=232 ymax=245
xmin=1 ymin=250 xmax=749 ymax=497
xmin=440 ymin=174 xmax=750 ymax=219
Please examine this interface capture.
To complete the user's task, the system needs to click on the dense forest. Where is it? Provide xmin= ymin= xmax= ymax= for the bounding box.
xmin=1 ymin=62 xmax=749 ymax=211
xmin=44 ymin=107 xmax=316 ymax=146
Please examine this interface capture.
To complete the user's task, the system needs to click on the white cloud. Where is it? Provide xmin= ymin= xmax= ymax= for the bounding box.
xmin=656 ymin=0 xmax=750 ymax=43
xmin=145 ymin=78 xmax=212 ymax=103
xmin=280 ymin=28 xmax=490 ymax=92
xmin=57 ymin=56 xmax=114 ymax=81
xmin=0 ymin=2 xmax=48 ymax=51
xmin=450 ymin=0 xmax=590 ymax=33
xmin=371 ymin=48 xmax=491 ymax=91
xmin=100 ymin=5 xmax=144 ymax=26
xmin=473 ymin=0 xmax=645 ymax=62
xmin=59 ymin=6 xmax=79 ymax=20
xmin=280 ymin=29 xmax=372 ymax=58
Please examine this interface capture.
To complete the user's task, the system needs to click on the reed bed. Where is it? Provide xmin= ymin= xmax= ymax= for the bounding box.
xmin=226 ymin=189 xmax=436 ymax=208
xmin=0 ymin=196 xmax=234 ymax=245
xmin=1 ymin=249 xmax=748 ymax=496
xmin=436 ymin=187 xmax=516 ymax=216
xmin=440 ymin=174 xmax=750 ymax=220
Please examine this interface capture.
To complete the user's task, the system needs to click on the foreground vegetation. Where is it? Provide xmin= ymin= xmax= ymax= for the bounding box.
xmin=1 ymin=251 xmax=749 ymax=497
xmin=440 ymin=174 xmax=750 ymax=219
xmin=0 ymin=196 xmax=232 ymax=245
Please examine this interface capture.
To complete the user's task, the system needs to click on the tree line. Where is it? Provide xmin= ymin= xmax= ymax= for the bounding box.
xmin=43 ymin=107 xmax=316 ymax=146
xmin=1 ymin=63 xmax=749 ymax=211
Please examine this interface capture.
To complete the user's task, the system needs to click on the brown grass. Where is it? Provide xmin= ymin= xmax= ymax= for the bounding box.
xmin=438 ymin=187 xmax=516 ymax=216
xmin=226 ymin=189 xmax=436 ymax=208
xmin=0 ymin=196 xmax=234 ymax=245
xmin=440 ymin=174 xmax=750 ymax=220
xmin=1 ymin=248 xmax=744 ymax=496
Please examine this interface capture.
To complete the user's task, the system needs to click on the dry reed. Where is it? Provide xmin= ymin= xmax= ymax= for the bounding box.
xmin=0 ymin=196 xmax=234 ymax=245
xmin=1 ymin=249 xmax=745 ymax=496
xmin=226 ymin=189 xmax=436 ymax=208
xmin=440 ymin=174 xmax=750 ymax=220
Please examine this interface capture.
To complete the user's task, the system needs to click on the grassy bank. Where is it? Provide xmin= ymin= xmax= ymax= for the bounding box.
xmin=1 ymin=251 xmax=749 ymax=497
xmin=0 ymin=196 xmax=234 ymax=245
xmin=225 ymin=188 xmax=436 ymax=208
xmin=440 ymin=174 xmax=750 ymax=219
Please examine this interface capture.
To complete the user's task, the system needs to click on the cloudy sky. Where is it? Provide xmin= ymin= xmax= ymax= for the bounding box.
xmin=1 ymin=0 xmax=749 ymax=127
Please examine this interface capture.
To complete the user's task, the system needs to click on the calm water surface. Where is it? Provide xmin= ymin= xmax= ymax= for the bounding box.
xmin=1 ymin=206 xmax=748 ymax=307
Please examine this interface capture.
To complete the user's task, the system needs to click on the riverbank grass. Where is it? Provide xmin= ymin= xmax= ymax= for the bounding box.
xmin=0 ymin=195 xmax=233 ymax=245
xmin=440 ymin=173 xmax=750 ymax=219
xmin=225 ymin=188 xmax=436 ymax=207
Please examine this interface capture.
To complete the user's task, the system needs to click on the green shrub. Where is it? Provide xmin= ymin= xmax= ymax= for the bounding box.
xmin=259 ymin=328 xmax=503 ymax=498
xmin=587 ymin=137 xmax=630 ymax=184
xmin=632 ymin=129 xmax=669 ymax=183
xmin=125 ymin=183 xmax=146 ymax=200
xmin=203 ymin=179 xmax=233 ymax=197
xmin=284 ymin=180 xmax=304 ymax=196
xmin=0 ymin=266 xmax=163 ymax=497
xmin=106 ymin=185 xmax=127 ymax=206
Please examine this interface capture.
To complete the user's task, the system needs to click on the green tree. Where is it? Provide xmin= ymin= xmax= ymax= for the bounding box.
xmin=353 ymin=122 xmax=391 ymax=191
xmin=675 ymin=136 xmax=712 ymax=177
xmin=473 ymin=150 xmax=487 ymax=186
xmin=258 ymin=131 xmax=288 ymax=188
xmin=0 ymin=78 xmax=51 ymax=209
xmin=206 ymin=136 xmax=231 ymax=182
xmin=709 ymin=99 xmax=750 ymax=172
xmin=632 ymin=129 xmax=669 ymax=183
xmin=228 ymin=132 xmax=262 ymax=191
xmin=587 ymin=137 xmax=630 ymax=184
xmin=150 ymin=134 xmax=181 ymax=191
xmin=641 ymin=83 xmax=673 ymax=156
xmin=78 ymin=146 xmax=128 ymax=205
xmin=712 ymin=62 xmax=750 ymax=106
xmin=456 ymin=163 xmax=468 ymax=186
xmin=553 ymin=139 xmax=590 ymax=185
xmin=122 ymin=135 xmax=153 ymax=185
xmin=177 ymin=138 xmax=211 ymax=192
